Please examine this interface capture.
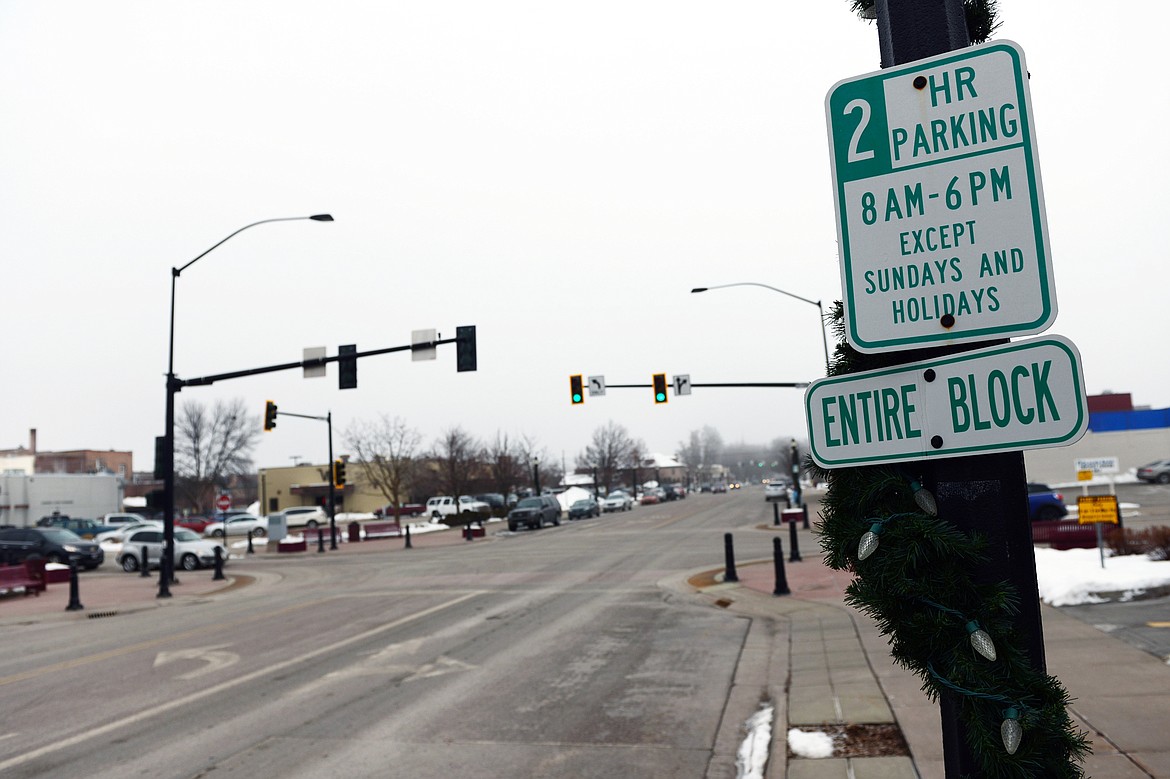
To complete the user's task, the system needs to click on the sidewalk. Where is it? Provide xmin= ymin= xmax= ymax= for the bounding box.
xmin=705 ymin=521 xmax=1170 ymax=778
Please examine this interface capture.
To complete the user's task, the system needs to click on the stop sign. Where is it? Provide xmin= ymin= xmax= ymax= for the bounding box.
xmin=215 ymin=494 xmax=231 ymax=512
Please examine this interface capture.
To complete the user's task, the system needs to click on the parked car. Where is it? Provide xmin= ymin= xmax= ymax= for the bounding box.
xmin=1136 ymin=459 xmax=1170 ymax=485
xmin=95 ymin=520 xmax=163 ymax=545
xmin=116 ymin=528 xmax=227 ymax=572
xmin=101 ymin=512 xmax=149 ymax=526
xmin=1027 ymin=483 xmax=1068 ymax=522
xmin=202 ymin=514 xmax=268 ymax=538
xmin=507 ymin=495 xmax=562 ymax=531
xmin=712 ymin=483 xmax=728 ymax=494
xmin=176 ymin=516 xmax=216 ymax=533
xmin=601 ymin=491 xmax=633 ymax=512
xmin=281 ymin=506 xmax=328 ymax=528
xmin=425 ymin=495 xmax=491 ymax=520
xmin=0 ymin=527 xmax=104 ymax=569
xmin=34 ymin=516 xmax=118 ymax=540
xmin=475 ymin=493 xmax=507 ymax=510
xmin=640 ymin=491 xmax=660 ymax=505
xmin=374 ymin=502 xmax=427 ymax=518
xmin=568 ymin=498 xmax=600 ymax=520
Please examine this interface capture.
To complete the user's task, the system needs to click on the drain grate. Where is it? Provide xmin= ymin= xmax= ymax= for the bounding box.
xmin=86 ymin=610 xmax=119 ymax=619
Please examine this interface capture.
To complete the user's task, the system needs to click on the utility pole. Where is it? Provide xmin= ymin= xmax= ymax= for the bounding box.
xmin=871 ymin=3 xmax=1047 ymax=774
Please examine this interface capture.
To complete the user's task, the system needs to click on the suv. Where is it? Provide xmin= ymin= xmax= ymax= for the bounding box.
xmin=35 ymin=516 xmax=117 ymax=539
xmin=0 ymin=527 xmax=104 ymax=569
xmin=1136 ymin=459 xmax=1170 ymax=484
xmin=1027 ymin=483 xmax=1068 ymax=522
xmin=425 ymin=496 xmax=491 ymax=520
xmin=281 ymin=506 xmax=328 ymax=528
xmin=507 ymin=495 xmax=562 ymax=531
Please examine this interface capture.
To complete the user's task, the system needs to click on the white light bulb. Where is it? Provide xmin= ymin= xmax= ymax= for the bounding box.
xmin=910 ymin=480 xmax=938 ymax=516
xmin=1001 ymin=708 xmax=1022 ymax=754
xmin=967 ymin=621 xmax=997 ymax=661
xmin=857 ymin=522 xmax=882 ymax=561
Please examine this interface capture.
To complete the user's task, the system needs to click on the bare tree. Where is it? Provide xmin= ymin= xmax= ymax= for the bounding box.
xmin=432 ymin=426 xmax=482 ymax=516
xmin=516 ymin=433 xmax=561 ymax=494
xmin=175 ymin=398 xmax=260 ymax=513
xmin=482 ymin=431 xmax=524 ymax=505
xmin=578 ymin=420 xmax=641 ymax=493
xmin=676 ymin=430 xmax=703 ymax=474
xmin=700 ymin=425 xmax=724 ymax=470
xmin=344 ymin=415 xmax=422 ymax=520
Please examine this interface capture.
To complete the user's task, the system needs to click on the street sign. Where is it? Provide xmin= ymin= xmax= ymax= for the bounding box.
xmin=303 ymin=346 xmax=326 ymax=378
xmin=215 ymin=493 xmax=231 ymax=512
xmin=1076 ymin=470 xmax=1094 ymax=482
xmin=588 ymin=375 xmax=606 ymax=397
xmin=1077 ymin=495 xmax=1119 ymax=525
xmin=1075 ymin=456 xmax=1119 ymax=475
xmin=411 ymin=328 xmax=437 ymax=361
xmin=826 ymin=40 xmax=1055 ymax=353
xmin=805 ymin=335 xmax=1086 ymax=468
xmin=673 ymin=374 xmax=692 ymax=396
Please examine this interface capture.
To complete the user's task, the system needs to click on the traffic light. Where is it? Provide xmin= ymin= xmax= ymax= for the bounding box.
xmin=332 ymin=459 xmax=347 ymax=488
xmin=339 ymin=344 xmax=357 ymax=390
xmin=569 ymin=374 xmax=584 ymax=405
xmin=456 ymin=325 xmax=477 ymax=372
xmin=652 ymin=373 xmax=668 ymax=404
xmin=264 ymin=400 xmax=278 ymax=431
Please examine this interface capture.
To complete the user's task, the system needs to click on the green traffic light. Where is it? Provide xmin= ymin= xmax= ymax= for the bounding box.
xmin=572 ymin=393 xmax=582 ymax=403
xmin=656 ymin=392 xmax=666 ymax=402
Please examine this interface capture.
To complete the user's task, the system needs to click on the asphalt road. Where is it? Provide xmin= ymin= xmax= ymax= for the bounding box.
xmin=0 ymin=491 xmax=779 ymax=779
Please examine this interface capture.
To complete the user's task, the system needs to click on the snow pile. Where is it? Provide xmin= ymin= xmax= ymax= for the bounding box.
xmin=1034 ymin=547 xmax=1170 ymax=606
xmin=787 ymin=727 xmax=834 ymax=759
xmin=736 ymin=704 xmax=773 ymax=779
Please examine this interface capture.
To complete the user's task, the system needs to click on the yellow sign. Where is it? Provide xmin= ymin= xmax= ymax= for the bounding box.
xmin=1077 ymin=495 xmax=1119 ymax=525
xmin=1077 ymin=469 xmax=1094 ymax=481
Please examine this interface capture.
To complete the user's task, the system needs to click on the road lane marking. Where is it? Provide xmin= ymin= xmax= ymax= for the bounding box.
xmin=153 ymin=643 xmax=240 ymax=680
xmin=0 ymin=591 xmax=484 ymax=773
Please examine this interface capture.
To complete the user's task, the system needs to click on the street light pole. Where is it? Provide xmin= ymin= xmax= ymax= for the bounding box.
xmin=161 ymin=214 xmax=333 ymax=598
xmin=691 ymin=282 xmax=831 ymax=374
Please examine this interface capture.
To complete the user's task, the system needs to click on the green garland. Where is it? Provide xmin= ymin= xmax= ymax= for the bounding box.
xmin=814 ymin=304 xmax=1089 ymax=776
xmin=848 ymin=0 xmax=1001 ymax=45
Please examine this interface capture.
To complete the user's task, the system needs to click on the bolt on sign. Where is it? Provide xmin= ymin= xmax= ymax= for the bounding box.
xmin=805 ymin=335 xmax=1086 ymax=468
xmin=826 ymin=40 xmax=1055 ymax=353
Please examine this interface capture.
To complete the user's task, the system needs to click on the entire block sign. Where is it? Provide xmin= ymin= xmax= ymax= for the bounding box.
xmin=805 ymin=336 xmax=1086 ymax=468
xmin=826 ymin=40 xmax=1054 ymax=353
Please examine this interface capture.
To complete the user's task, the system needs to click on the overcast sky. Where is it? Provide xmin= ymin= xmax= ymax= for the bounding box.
xmin=2 ymin=2 xmax=1164 ymax=476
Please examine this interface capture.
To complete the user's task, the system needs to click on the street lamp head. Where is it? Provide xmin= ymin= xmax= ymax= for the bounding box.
xmin=690 ymin=287 xmax=708 ymax=293
xmin=309 ymin=214 xmax=334 ymax=222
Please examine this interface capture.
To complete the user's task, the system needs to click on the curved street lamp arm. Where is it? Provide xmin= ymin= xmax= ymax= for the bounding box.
xmin=691 ymin=281 xmax=820 ymax=309
xmin=175 ymin=214 xmax=332 ymax=276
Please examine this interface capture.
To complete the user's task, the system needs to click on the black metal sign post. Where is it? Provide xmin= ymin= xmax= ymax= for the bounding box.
xmin=870 ymin=3 xmax=1047 ymax=774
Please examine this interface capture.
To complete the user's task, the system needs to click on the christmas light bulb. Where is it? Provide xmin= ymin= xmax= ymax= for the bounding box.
xmin=910 ymin=480 xmax=938 ymax=515
xmin=966 ymin=621 xmax=997 ymax=661
xmin=1001 ymin=707 xmax=1022 ymax=754
xmin=858 ymin=522 xmax=882 ymax=560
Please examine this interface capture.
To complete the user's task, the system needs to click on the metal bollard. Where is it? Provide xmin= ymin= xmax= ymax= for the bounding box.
xmin=317 ymin=528 xmax=326 ymax=553
xmin=140 ymin=545 xmax=150 ymax=578
xmin=247 ymin=530 xmax=255 ymax=555
xmin=65 ymin=559 xmax=83 ymax=612
xmin=723 ymin=532 xmax=739 ymax=583
xmin=802 ymin=504 xmax=811 ymax=530
xmin=330 ymin=523 xmax=338 ymax=551
xmin=773 ymin=537 xmax=790 ymax=596
xmin=404 ymin=525 xmax=413 ymax=549
xmin=788 ymin=517 xmax=803 ymax=563
xmin=773 ymin=502 xmax=780 ymax=526
xmin=213 ymin=545 xmax=226 ymax=581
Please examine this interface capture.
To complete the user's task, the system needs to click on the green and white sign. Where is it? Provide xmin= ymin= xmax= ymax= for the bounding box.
xmin=826 ymin=40 xmax=1055 ymax=353
xmin=805 ymin=335 xmax=1086 ymax=468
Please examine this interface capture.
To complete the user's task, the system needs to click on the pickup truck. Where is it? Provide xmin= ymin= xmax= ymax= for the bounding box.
xmin=425 ymin=496 xmax=491 ymax=520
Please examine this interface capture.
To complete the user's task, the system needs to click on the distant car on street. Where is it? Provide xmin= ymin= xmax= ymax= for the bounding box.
xmin=0 ymin=527 xmax=104 ymax=569
xmin=202 ymin=514 xmax=267 ymax=538
xmin=1136 ymin=459 xmax=1170 ymax=485
xmin=1027 ymin=483 xmax=1068 ymax=522
xmin=712 ymin=483 xmax=728 ymax=494
xmin=764 ymin=483 xmax=789 ymax=502
xmin=568 ymin=498 xmax=600 ymax=519
xmin=280 ymin=506 xmax=328 ymax=528
xmin=507 ymin=496 xmax=562 ymax=531
xmin=35 ymin=516 xmax=117 ymax=540
xmin=116 ymin=528 xmax=227 ymax=572
xmin=601 ymin=491 xmax=633 ymax=512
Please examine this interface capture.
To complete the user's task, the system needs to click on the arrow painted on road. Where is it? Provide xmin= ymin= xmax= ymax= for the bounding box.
xmin=153 ymin=644 xmax=240 ymax=680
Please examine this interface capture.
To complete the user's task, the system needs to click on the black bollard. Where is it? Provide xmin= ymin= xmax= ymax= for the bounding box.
xmin=772 ymin=502 xmax=780 ymax=526
xmin=247 ymin=530 xmax=255 ymax=555
xmin=788 ymin=517 xmax=803 ymax=563
xmin=404 ymin=525 xmax=413 ymax=549
xmin=465 ymin=523 xmax=474 ymax=542
xmin=213 ymin=545 xmax=226 ymax=581
xmin=772 ymin=537 xmax=790 ymax=596
xmin=65 ymin=559 xmax=83 ymax=612
xmin=140 ymin=545 xmax=150 ymax=578
xmin=723 ymin=532 xmax=739 ymax=583
xmin=317 ymin=528 xmax=326 ymax=553
xmin=330 ymin=523 xmax=338 ymax=551
xmin=802 ymin=504 xmax=811 ymax=530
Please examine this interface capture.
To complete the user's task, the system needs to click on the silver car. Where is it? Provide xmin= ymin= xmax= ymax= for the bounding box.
xmin=117 ymin=528 xmax=227 ymax=572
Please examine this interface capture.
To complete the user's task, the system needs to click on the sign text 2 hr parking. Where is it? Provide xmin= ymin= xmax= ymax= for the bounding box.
xmin=804 ymin=336 xmax=1087 ymax=468
xmin=826 ymin=41 xmax=1055 ymax=353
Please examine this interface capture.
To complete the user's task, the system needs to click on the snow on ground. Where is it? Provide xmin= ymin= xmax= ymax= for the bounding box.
xmin=735 ymin=704 xmax=773 ymax=779
xmin=787 ymin=728 xmax=834 ymax=759
xmin=1034 ymin=547 xmax=1170 ymax=606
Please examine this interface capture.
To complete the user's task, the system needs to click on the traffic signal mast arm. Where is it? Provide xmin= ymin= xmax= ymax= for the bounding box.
xmin=175 ymin=333 xmax=470 ymax=390
xmin=599 ymin=382 xmax=811 ymax=389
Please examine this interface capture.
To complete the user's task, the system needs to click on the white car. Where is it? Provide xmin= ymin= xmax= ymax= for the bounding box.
xmin=425 ymin=495 xmax=491 ymax=520
xmin=601 ymin=491 xmax=633 ymax=512
xmin=281 ymin=506 xmax=328 ymax=528
xmin=102 ymin=512 xmax=150 ymax=526
xmin=116 ymin=528 xmax=227 ymax=572
xmin=764 ymin=482 xmax=790 ymax=502
xmin=203 ymin=514 xmax=268 ymax=538
xmin=95 ymin=520 xmax=163 ymax=545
